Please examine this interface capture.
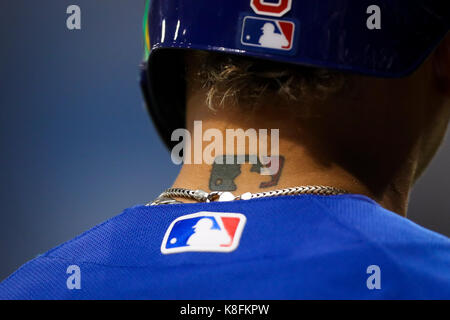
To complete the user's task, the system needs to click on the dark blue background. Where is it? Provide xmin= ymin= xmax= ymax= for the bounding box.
xmin=0 ymin=0 xmax=449 ymax=281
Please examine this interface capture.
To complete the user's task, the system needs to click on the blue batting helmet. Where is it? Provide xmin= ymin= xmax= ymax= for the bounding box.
xmin=140 ymin=0 xmax=449 ymax=149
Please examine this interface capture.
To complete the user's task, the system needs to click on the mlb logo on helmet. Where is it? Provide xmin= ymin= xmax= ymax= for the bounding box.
xmin=161 ymin=212 xmax=246 ymax=254
xmin=241 ymin=17 xmax=295 ymax=51
xmin=241 ymin=0 xmax=296 ymax=52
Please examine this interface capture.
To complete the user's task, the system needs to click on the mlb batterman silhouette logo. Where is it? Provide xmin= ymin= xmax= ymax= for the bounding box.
xmin=161 ymin=212 xmax=246 ymax=254
xmin=241 ymin=16 xmax=296 ymax=51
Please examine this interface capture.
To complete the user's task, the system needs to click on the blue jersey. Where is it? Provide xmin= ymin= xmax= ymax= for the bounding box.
xmin=0 ymin=194 xmax=449 ymax=299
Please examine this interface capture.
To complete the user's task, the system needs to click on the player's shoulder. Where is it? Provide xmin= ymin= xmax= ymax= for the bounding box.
xmin=36 ymin=204 xmax=179 ymax=267
xmin=0 ymin=204 xmax=172 ymax=299
xmin=323 ymin=194 xmax=450 ymax=245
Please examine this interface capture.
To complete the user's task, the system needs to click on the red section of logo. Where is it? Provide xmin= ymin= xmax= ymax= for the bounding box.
xmin=250 ymin=0 xmax=292 ymax=17
xmin=278 ymin=21 xmax=294 ymax=49
xmin=220 ymin=217 xmax=241 ymax=247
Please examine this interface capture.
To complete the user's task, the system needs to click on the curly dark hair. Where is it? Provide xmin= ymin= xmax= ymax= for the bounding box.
xmin=186 ymin=51 xmax=347 ymax=111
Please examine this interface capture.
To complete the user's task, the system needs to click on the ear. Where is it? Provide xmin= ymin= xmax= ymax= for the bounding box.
xmin=433 ymin=33 xmax=450 ymax=95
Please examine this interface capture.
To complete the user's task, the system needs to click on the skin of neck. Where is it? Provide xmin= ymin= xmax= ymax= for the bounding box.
xmin=172 ymin=37 xmax=450 ymax=216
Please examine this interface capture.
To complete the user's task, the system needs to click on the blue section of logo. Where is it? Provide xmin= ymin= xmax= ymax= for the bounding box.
xmin=164 ymin=216 xmax=220 ymax=249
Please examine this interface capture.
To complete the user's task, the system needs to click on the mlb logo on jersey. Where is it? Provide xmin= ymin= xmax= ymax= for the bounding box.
xmin=241 ymin=16 xmax=296 ymax=51
xmin=161 ymin=212 xmax=246 ymax=254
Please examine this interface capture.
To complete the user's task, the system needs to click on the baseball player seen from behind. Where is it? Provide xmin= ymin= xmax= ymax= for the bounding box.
xmin=0 ymin=0 xmax=449 ymax=300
